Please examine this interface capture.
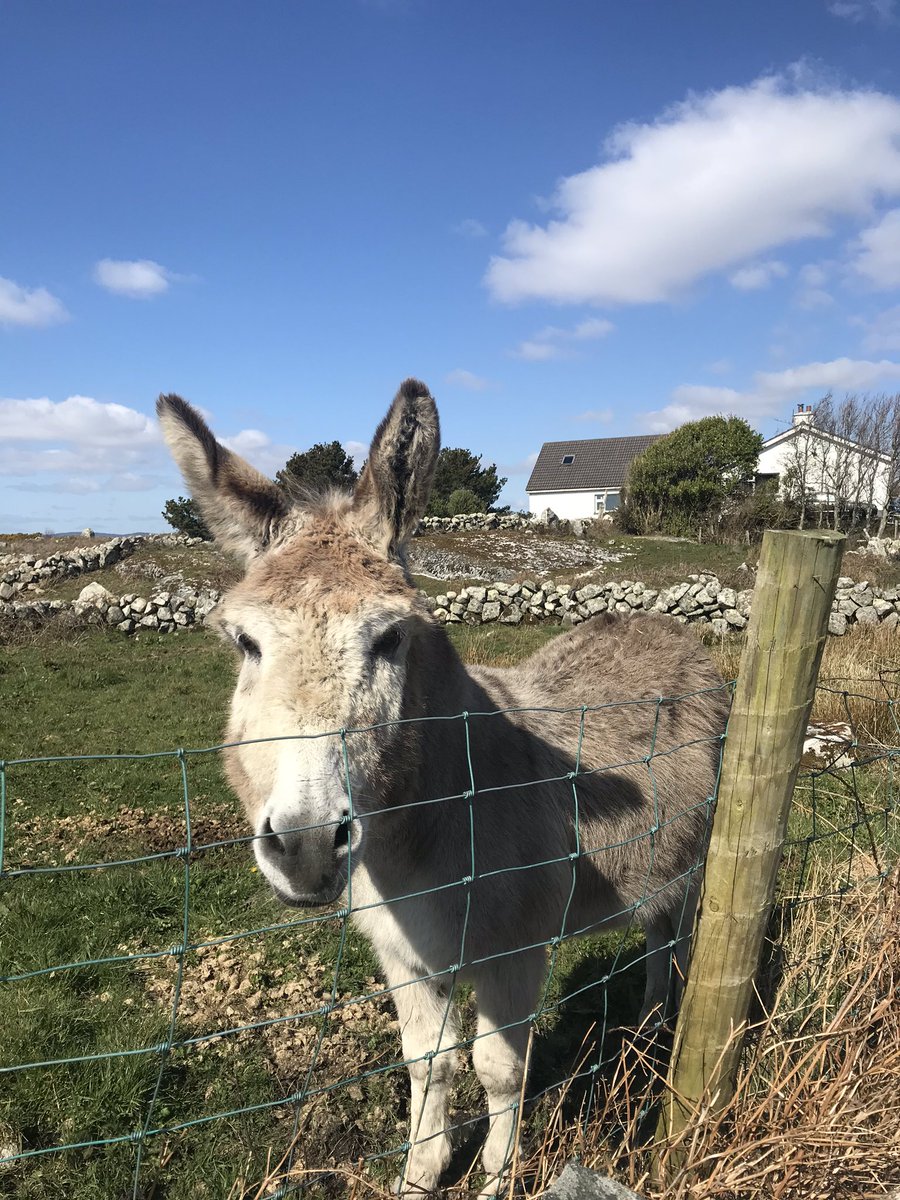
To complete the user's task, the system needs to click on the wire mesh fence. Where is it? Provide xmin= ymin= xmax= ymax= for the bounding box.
xmin=1 ymin=675 xmax=898 ymax=1200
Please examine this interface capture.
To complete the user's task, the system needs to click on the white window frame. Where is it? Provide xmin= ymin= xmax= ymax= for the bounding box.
xmin=594 ymin=489 xmax=620 ymax=515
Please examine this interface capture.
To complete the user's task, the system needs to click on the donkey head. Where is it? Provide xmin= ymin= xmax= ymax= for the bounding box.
xmin=158 ymin=380 xmax=440 ymax=906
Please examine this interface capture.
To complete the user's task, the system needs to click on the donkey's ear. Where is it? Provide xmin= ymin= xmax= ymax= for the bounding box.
xmin=352 ymin=378 xmax=440 ymax=559
xmin=156 ymin=394 xmax=290 ymax=562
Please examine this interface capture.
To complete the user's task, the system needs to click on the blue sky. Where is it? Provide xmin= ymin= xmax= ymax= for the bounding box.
xmin=4 ymin=0 xmax=900 ymax=532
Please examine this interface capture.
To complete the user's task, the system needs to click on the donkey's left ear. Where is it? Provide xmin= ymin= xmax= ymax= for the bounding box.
xmin=352 ymin=378 xmax=440 ymax=560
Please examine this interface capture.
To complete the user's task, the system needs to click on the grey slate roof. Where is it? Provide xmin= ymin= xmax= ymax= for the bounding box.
xmin=526 ymin=435 xmax=661 ymax=493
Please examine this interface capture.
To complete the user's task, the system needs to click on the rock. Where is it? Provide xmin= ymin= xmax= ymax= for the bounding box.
xmin=0 ymin=582 xmax=13 ymax=601
xmin=106 ymin=605 xmax=124 ymax=625
xmin=543 ymin=1162 xmax=645 ymax=1199
xmin=724 ymin=608 xmax=747 ymax=628
xmin=534 ymin=507 xmax=559 ymax=527
xmin=77 ymin=581 xmax=115 ymax=605
xmin=828 ymin=611 xmax=847 ymax=636
xmin=481 ymin=601 xmax=501 ymax=622
xmin=855 ymin=605 xmax=879 ymax=626
xmin=804 ymin=721 xmax=854 ymax=770
xmin=499 ymin=605 xmax=523 ymax=624
xmin=81 ymin=527 xmax=94 ymax=538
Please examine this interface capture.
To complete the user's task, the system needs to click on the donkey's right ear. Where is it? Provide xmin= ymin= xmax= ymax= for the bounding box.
xmin=156 ymin=394 xmax=289 ymax=562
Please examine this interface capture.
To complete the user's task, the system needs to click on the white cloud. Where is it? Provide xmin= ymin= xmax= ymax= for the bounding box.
xmin=827 ymin=0 xmax=896 ymax=21
xmin=799 ymin=263 xmax=830 ymax=288
xmin=513 ymin=316 xmax=614 ymax=360
xmin=486 ymin=72 xmax=900 ymax=307
xmin=445 ymin=368 xmax=490 ymax=390
xmin=729 ymin=260 xmax=788 ymax=290
xmin=645 ymin=357 xmax=900 ymax=431
xmin=343 ymin=440 xmax=368 ymax=469
xmin=220 ymin=428 xmax=293 ymax=478
xmin=573 ymin=408 xmax=614 ymax=423
xmin=497 ymin=451 xmax=539 ymax=476
xmin=851 ymin=208 xmax=900 ymax=289
xmin=515 ymin=339 xmax=562 ymax=362
xmin=704 ymin=358 xmax=733 ymax=375
xmin=0 ymin=395 xmax=159 ymax=445
xmin=0 ymin=276 xmax=69 ymax=328
xmin=93 ymin=258 xmax=173 ymax=298
xmin=862 ymin=305 xmax=900 ymax=352
xmin=453 ymin=218 xmax=487 ymax=238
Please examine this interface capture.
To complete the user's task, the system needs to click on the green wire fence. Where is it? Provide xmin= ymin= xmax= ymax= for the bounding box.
xmin=2 ymin=675 xmax=898 ymax=1199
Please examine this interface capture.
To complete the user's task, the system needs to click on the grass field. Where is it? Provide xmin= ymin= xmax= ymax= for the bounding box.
xmin=1 ymin=618 xmax=898 ymax=1199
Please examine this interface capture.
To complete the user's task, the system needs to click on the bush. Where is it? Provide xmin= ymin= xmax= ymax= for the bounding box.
xmin=162 ymin=496 xmax=211 ymax=540
xmin=426 ymin=448 xmax=506 ymax=516
xmin=275 ymin=442 xmax=358 ymax=496
xmin=445 ymin=488 xmax=483 ymax=516
xmin=622 ymin=415 xmax=764 ymax=538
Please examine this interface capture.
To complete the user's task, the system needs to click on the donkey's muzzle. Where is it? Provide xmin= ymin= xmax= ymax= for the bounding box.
xmin=254 ymin=810 xmax=352 ymax=907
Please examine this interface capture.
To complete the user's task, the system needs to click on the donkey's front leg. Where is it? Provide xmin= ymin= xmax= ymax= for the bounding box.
xmin=472 ymin=949 xmax=545 ymax=1197
xmin=382 ymin=952 xmax=460 ymax=1195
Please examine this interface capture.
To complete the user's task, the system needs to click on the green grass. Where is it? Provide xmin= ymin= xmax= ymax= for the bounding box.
xmin=0 ymin=625 xmax=624 ymax=1198
xmin=1 ymin=621 xmax=894 ymax=1198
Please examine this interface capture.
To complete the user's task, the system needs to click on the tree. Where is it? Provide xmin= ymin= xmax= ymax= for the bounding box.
xmin=276 ymin=441 xmax=359 ymax=496
xmin=621 ymin=415 xmax=763 ymax=538
xmin=426 ymin=448 xmax=507 ymax=517
xmin=162 ymin=496 xmax=212 ymax=540
xmin=446 ymin=487 xmax=483 ymax=516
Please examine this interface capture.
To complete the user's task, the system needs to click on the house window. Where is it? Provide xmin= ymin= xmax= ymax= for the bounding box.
xmin=561 ymin=454 xmax=575 ymax=464
xmin=594 ymin=490 xmax=620 ymax=514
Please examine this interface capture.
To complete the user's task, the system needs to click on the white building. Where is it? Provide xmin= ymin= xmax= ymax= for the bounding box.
xmin=525 ymin=434 xmax=660 ymax=519
xmin=758 ymin=405 xmax=891 ymax=514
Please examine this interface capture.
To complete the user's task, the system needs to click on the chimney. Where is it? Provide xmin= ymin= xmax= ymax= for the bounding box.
xmin=792 ymin=404 xmax=814 ymax=428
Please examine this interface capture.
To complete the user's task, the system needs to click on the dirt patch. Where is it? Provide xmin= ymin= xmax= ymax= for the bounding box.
xmin=144 ymin=942 xmax=398 ymax=1086
xmin=5 ymin=802 xmax=246 ymax=869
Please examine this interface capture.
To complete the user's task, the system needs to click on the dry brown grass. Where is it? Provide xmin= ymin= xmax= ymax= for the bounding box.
xmin=707 ymin=623 xmax=900 ymax=747
xmin=230 ymin=868 xmax=900 ymax=1200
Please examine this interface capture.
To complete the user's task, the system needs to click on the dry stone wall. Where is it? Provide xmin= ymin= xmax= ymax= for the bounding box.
xmin=417 ymin=513 xmax=534 ymax=532
xmin=1 ymin=572 xmax=898 ymax=637
xmin=0 ymin=533 xmax=204 ymax=600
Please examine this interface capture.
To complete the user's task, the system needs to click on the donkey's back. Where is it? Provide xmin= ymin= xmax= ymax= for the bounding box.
xmin=468 ymin=611 xmax=730 ymax=936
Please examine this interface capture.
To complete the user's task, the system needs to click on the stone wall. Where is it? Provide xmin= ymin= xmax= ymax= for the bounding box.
xmin=2 ymin=583 xmax=222 ymax=634
xmin=0 ymin=533 xmax=204 ymax=600
xmin=2 ymin=572 xmax=898 ymax=637
xmin=417 ymin=513 xmax=534 ymax=532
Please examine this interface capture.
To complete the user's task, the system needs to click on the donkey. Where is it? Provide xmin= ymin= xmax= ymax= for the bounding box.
xmin=158 ymin=379 xmax=730 ymax=1195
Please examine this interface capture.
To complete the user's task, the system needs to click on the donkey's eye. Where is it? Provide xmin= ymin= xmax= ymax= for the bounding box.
xmin=371 ymin=625 xmax=405 ymax=660
xmin=236 ymin=632 xmax=261 ymax=662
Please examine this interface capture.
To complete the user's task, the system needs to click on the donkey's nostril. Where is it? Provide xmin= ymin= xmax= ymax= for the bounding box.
xmin=261 ymin=816 xmax=286 ymax=856
xmin=334 ymin=814 xmax=350 ymax=854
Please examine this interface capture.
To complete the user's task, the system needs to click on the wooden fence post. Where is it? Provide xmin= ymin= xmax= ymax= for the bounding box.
xmin=657 ymin=528 xmax=845 ymax=1150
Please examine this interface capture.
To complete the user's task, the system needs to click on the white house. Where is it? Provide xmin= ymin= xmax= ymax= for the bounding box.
xmin=758 ymin=405 xmax=891 ymax=513
xmin=525 ymin=434 xmax=660 ymax=519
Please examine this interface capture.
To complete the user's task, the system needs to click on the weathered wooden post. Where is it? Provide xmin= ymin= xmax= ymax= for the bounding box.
xmin=657 ymin=528 xmax=845 ymax=1151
